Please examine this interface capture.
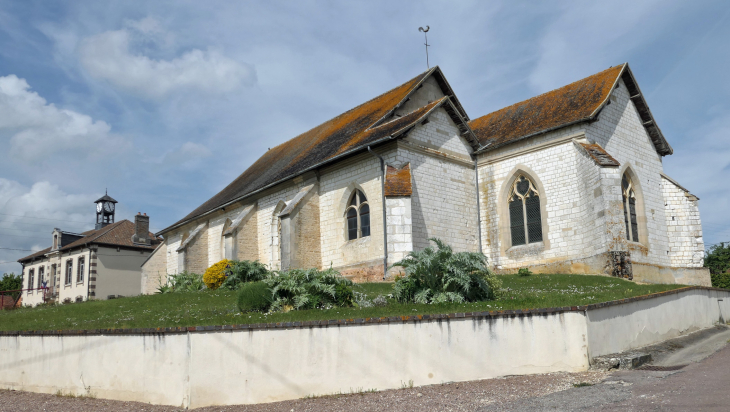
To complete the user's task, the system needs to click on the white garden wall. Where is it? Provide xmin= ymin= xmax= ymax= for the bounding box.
xmin=2 ymin=287 xmax=729 ymax=408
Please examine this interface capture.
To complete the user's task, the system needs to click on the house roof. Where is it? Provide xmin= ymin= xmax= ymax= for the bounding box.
xmin=18 ymin=220 xmax=160 ymax=263
xmin=469 ymin=64 xmax=672 ymax=156
xmin=160 ymin=67 xmax=475 ymax=235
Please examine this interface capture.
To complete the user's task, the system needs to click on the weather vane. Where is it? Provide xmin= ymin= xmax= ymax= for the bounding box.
xmin=418 ymin=26 xmax=430 ymax=69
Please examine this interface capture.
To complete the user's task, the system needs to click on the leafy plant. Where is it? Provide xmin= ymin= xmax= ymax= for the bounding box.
xmin=203 ymin=260 xmax=231 ymax=290
xmin=705 ymin=243 xmax=730 ymax=275
xmin=517 ymin=268 xmax=533 ymax=277
xmin=264 ymin=268 xmax=354 ymax=312
xmin=0 ymin=273 xmax=22 ymax=301
xmin=711 ymin=273 xmax=730 ymax=289
xmin=237 ymin=281 xmax=273 ymax=312
xmin=391 ymin=238 xmax=501 ymax=304
xmin=221 ymin=260 xmax=270 ymax=290
xmin=157 ymin=272 xmax=205 ymax=293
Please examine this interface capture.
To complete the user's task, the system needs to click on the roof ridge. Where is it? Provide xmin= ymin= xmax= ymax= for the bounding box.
xmin=370 ymin=96 xmax=447 ymax=130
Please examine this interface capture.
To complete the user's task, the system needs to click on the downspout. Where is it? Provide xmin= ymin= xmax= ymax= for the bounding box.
xmin=368 ymin=146 xmax=388 ymax=280
xmin=474 ymin=157 xmax=483 ymax=254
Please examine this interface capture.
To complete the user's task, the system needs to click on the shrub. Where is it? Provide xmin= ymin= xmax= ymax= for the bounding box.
xmin=237 ymin=281 xmax=273 ymax=312
xmin=221 ymin=260 xmax=270 ymax=290
xmin=0 ymin=273 xmax=22 ymax=301
xmin=157 ymin=272 xmax=205 ymax=293
xmin=391 ymin=238 xmax=501 ymax=304
xmin=265 ymin=268 xmax=354 ymax=312
xmin=711 ymin=273 xmax=730 ymax=289
xmin=706 ymin=243 xmax=730 ymax=275
xmin=517 ymin=268 xmax=533 ymax=277
xmin=203 ymin=260 xmax=231 ymax=290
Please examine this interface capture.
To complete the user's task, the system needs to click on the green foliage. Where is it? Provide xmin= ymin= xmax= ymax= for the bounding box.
xmin=517 ymin=268 xmax=533 ymax=277
xmin=391 ymin=238 xmax=501 ymax=304
xmin=237 ymin=281 xmax=273 ymax=312
xmin=156 ymin=272 xmax=205 ymax=293
xmin=264 ymin=268 xmax=354 ymax=312
xmin=711 ymin=273 xmax=730 ymax=289
xmin=705 ymin=243 xmax=730 ymax=275
xmin=0 ymin=273 xmax=22 ymax=300
xmin=221 ymin=260 xmax=270 ymax=290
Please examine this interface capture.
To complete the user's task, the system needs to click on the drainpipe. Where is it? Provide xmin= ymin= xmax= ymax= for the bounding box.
xmin=474 ymin=157 xmax=483 ymax=254
xmin=368 ymin=146 xmax=388 ymax=280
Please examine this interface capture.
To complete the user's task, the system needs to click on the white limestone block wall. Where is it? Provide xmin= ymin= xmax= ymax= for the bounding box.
xmin=478 ymin=127 xmax=593 ymax=269
xmin=661 ymin=176 xmax=705 ymax=267
xmin=399 ymin=108 xmax=477 ymax=253
xmin=318 ymin=150 xmax=393 ymax=270
xmin=586 ymin=78 xmax=672 ymax=267
xmin=255 ymin=183 xmax=306 ymax=270
xmin=386 ymin=197 xmax=413 ymax=264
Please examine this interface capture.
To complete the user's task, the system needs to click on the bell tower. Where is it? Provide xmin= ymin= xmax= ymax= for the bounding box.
xmin=94 ymin=190 xmax=118 ymax=230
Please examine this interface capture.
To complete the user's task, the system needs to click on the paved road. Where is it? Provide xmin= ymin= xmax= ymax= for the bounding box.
xmin=480 ymin=342 xmax=730 ymax=411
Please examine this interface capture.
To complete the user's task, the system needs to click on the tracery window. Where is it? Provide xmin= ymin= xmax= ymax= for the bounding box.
xmin=622 ymin=173 xmax=639 ymax=242
xmin=346 ymin=190 xmax=370 ymax=240
xmin=508 ymin=175 xmax=543 ymax=246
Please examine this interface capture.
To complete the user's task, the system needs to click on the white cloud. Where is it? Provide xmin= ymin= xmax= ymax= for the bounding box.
xmin=0 ymin=179 xmax=98 ymax=274
xmin=161 ymin=141 xmax=213 ymax=169
xmin=0 ymin=74 xmax=128 ymax=161
xmin=78 ymin=20 xmax=256 ymax=100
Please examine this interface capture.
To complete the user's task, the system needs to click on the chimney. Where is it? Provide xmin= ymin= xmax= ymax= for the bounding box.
xmin=132 ymin=212 xmax=151 ymax=245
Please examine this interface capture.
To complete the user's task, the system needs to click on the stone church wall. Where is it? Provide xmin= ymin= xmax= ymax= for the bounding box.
xmin=141 ymin=243 xmax=167 ymax=295
xmin=185 ymin=225 xmax=208 ymax=275
xmin=235 ymin=211 xmax=259 ymax=262
xmin=661 ymin=177 xmax=704 ymax=268
xmin=586 ymin=78 xmax=671 ymax=267
xmin=398 ymin=108 xmax=477 ymax=253
xmin=256 ymin=183 xmax=302 ymax=270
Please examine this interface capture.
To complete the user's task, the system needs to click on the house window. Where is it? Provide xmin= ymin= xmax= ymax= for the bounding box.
xmin=346 ymin=190 xmax=370 ymax=240
xmin=28 ymin=268 xmax=35 ymax=290
xmin=622 ymin=173 xmax=639 ymax=242
xmin=77 ymin=257 xmax=85 ymax=283
xmin=508 ymin=175 xmax=543 ymax=246
xmin=65 ymin=260 xmax=73 ymax=285
xmin=37 ymin=266 xmax=45 ymax=289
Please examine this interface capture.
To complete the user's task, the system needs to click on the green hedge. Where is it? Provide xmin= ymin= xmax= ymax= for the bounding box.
xmin=711 ymin=273 xmax=730 ymax=289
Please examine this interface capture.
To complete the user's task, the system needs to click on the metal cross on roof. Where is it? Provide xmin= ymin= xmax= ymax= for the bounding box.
xmin=418 ymin=26 xmax=430 ymax=69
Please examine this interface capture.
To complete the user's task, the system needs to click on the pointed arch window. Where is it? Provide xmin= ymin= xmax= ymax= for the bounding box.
xmin=622 ymin=173 xmax=639 ymax=242
xmin=508 ymin=175 xmax=543 ymax=246
xmin=346 ymin=190 xmax=370 ymax=240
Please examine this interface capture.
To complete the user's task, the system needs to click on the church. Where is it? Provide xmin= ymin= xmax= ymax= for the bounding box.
xmin=141 ymin=63 xmax=709 ymax=293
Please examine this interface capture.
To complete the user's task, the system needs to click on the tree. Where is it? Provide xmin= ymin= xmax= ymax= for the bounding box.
xmin=705 ymin=243 xmax=730 ymax=275
xmin=0 ymin=273 xmax=22 ymax=301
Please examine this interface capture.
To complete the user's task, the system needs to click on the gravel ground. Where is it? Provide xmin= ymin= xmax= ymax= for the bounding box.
xmin=0 ymin=371 xmax=607 ymax=412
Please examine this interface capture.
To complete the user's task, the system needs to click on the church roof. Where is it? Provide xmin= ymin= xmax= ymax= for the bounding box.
xmin=18 ymin=220 xmax=160 ymax=263
xmin=161 ymin=67 xmax=474 ymax=235
xmin=469 ymin=63 xmax=673 ymax=156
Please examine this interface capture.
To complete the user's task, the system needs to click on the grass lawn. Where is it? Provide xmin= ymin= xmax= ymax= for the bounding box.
xmin=0 ymin=274 xmax=685 ymax=332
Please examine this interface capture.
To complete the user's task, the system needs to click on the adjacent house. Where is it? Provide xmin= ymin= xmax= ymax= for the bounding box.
xmin=18 ymin=193 xmax=161 ymax=305
xmin=142 ymin=63 xmax=709 ymax=292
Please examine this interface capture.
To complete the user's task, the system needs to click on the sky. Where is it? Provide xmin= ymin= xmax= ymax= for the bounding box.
xmin=1 ymin=0 xmax=729 ymax=275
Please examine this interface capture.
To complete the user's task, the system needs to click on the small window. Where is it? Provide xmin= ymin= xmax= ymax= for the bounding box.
xmin=37 ymin=266 xmax=45 ymax=289
xmin=622 ymin=173 xmax=639 ymax=242
xmin=77 ymin=257 xmax=85 ymax=283
xmin=345 ymin=190 xmax=370 ymax=240
xmin=508 ymin=175 xmax=543 ymax=246
xmin=65 ymin=260 xmax=73 ymax=285
xmin=28 ymin=268 xmax=35 ymax=290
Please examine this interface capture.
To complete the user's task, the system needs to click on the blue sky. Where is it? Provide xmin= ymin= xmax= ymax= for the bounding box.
xmin=1 ymin=0 xmax=729 ymax=275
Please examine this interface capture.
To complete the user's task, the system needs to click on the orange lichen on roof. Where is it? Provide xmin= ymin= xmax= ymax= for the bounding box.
xmin=577 ymin=143 xmax=620 ymax=167
xmin=469 ymin=65 xmax=625 ymax=150
xmin=170 ymin=71 xmax=448 ymax=230
xmin=385 ymin=163 xmax=412 ymax=197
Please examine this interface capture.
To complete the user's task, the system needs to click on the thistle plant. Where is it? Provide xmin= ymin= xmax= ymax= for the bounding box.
xmin=391 ymin=238 xmax=501 ymax=304
xmin=264 ymin=268 xmax=354 ymax=312
xmin=221 ymin=260 xmax=270 ymax=290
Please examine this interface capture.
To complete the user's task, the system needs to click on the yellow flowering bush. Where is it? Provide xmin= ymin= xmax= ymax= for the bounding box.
xmin=203 ymin=259 xmax=231 ymax=290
